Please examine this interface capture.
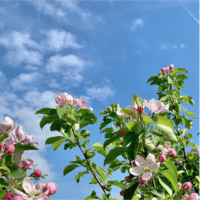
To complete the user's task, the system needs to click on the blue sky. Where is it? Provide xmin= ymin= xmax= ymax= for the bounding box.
xmin=0 ymin=1 xmax=199 ymax=199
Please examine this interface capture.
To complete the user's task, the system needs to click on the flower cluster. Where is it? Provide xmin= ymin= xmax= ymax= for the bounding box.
xmin=159 ymin=64 xmax=174 ymax=74
xmin=0 ymin=117 xmax=57 ymax=199
xmin=55 ymin=93 xmax=93 ymax=111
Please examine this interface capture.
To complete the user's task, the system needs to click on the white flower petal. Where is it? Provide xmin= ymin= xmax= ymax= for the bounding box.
xmin=150 ymin=162 xmax=160 ymax=172
xmin=142 ymin=172 xmax=152 ymax=180
xmin=145 ymin=153 xmax=156 ymax=167
xmin=35 ymin=183 xmax=46 ymax=193
xmin=22 ymin=177 xmax=35 ymax=193
xmin=135 ymin=155 xmax=145 ymax=166
xmin=129 ymin=166 xmax=143 ymax=176
xmin=13 ymin=188 xmax=28 ymax=198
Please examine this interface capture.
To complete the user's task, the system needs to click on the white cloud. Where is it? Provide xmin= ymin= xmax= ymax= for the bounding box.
xmin=41 ymin=29 xmax=82 ymax=51
xmin=0 ymin=71 xmax=7 ymax=87
xmin=46 ymin=54 xmax=89 ymax=85
xmin=10 ymin=72 xmax=43 ymax=91
xmin=130 ymin=18 xmax=145 ymax=32
xmin=0 ymin=31 xmax=42 ymax=67
xmin=31 ymin=0 xmax=66 ymax=20
xmin=86 ymin=86 xmax=115 ymax=101
xmin=160 ymin=43 xmax=186 ymax=50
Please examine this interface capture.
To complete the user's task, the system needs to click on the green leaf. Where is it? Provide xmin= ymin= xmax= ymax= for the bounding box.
xmin=151 ymin=131 xmax=164 ymax=147
xmin=132 ymin=95 xmax=143 ymax=106
xmin=0 ymin=178 xmax=9 ymax=189
xmin=124 ymin=178 xmax=139 ymax=200
xmin=10 ymin=168 xmax=24 ymax=179
xmin=100 ymin=118 xmax=112 ymax=130
xmin=93 ymin=143 xmax=109 ymax=157
xmin=76 ymin=134 xmax=86 ymax=142
xmin=1 ymin=155 xmax=12 ymax=171
xmin=155 ymin=123 xmax=178 ymax=143
xmin=181 ymin=96 xmax=194 ymax=106
xmin=145 ymin=139 xmax=155 ymax=151
xmin=150 ymin=189 xmax=165 ymax=198
xmin=158 ymin=176 xmax=172 ymax=196
xmin=123 ymin=132 xmax=139 ymax=160
xmin=107 ymin=180 xmax=124 ymax=189
xmin=0 ymin=190 xmax=6 ymax=198
xmin=80 ymin=113 xmax=97 ymax=129
xmin=104 ymin=147 xmax=125 ymax=165
xmin=45 ymin=136 xmax=65 ymax=145
xmin=171 ymin=68 xmax=188 ymax=76
xmin=80 ymin=130 xmax=90 ymax=138
xmin=121 ymin=108 xmax=136 ymax=118
xmin=127 ymin=121 xmax=141 ymax=134
xmin=187 ymin=111 xmax=196 ymax=120
xmin=75 ymin=171 xmax=89 ymax=183
xmin=103 ymin=131 xmax=121 ymax=149
xmin=152 ymin=116 xmax=174 ymax=129
xmin=56 ymin=107 xmax=69 ymax=119
xmin=63 ymin=164 xmax=80 ymax=176
xmin=50 ymin=120 xmax=63 ymax=131
xmin=164 ymin=158 xmax=177 ymax=177
xmin=167 ymin=76 xmax=173 ymax=84
xmin=100 ymin=127 xmax=114 ymax=134
xmin=96 ymin=166 xmax=106 ymax=182
xmin=35 ymin=108 xmax=57 ymax=115
xmin=143 ymin=116 xmax=153 ymax=125
xmin=40 ymin=114 xmax=60 ymax=129
xmin=85 ymin=190 xmax=100 ymax=200
xmin=14 ymin=144 xmax=38 ymax=153
xmin=52 ymin=138 xmax=65 ymax=151
xmin=159 ymin=170 xmax=178 ymax=192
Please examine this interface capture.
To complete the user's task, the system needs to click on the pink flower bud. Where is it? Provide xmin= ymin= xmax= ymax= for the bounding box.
xmin=121 ymin=131 xmax=126 ymax=136
xmin=120 ymin=141 xmax=123 ymax=146
xmin=159 ymin=154 xmax=166 ymax=163
xmin=13 ymin=196 xmax=25 ymax=200
xmin=120 ymin=190 xmax=125 ymax=196
xmin=133 ymin=161 xmax=137 ymax=166
xmin=43 ymin=183 xmax=57 ymax=195
xmin=5 ymin=144 xmax=15 ymax=154
xmin=4 ymin=192 xmax=15 ymax=200
xmin=22 ymin=164 xmax=28 ymax=169
xmin=189 ymin=193 xmax=199 ymax=200
xmin=178 ymin=182 xmax=182 ymax=188
xmin=169 ymin=149 xmax=176 ymax=157
xmin=183 ymin=194 xmax=189 ymax=199
xmin=33 ymin=170 xmax=42 ymax=177
xmin=169 ymin=64 xmax=174 ymax=72
xmin=161 ymin=68 xmax=167 ymax=74
xmin=139 ymin=177 xmax=148 ymax=185
xmin=137 ymin=106 xmax=143 ymax=113
xmin=183 ymin=182 xmax=192 ymax=190
xmin=0 ymin=144 xmax=5 ymax=150
xmin=125 ymin=176 xmax=130 ymax=183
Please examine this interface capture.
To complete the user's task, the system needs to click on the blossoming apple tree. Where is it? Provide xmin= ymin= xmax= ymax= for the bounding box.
xmin=0 ymin=65 xmax=199 ymax=200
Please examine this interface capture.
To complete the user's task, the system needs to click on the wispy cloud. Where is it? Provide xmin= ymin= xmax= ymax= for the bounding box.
xmin=179 ymin=1 xmax=199 ymax=24
xmin=0 ymin=31 xmax=42 ymax=67
xmin=160 ymin=43 xmax=186 ymax=50
xmin=10 ymin=72 xmax=43 ymax=91
xmin=86 ymin=86 xmax=115 ymax=102
xmin=41 ymin=29 xmax=82 ymax=52
xmin=130 ymin=18 xmax=145 ymax=32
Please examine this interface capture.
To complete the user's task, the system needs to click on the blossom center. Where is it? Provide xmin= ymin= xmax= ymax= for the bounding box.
xmin=29 ymin=191 xmax=36 ymax=198
xmin=143 ymin=165 xmax=150 ymax=171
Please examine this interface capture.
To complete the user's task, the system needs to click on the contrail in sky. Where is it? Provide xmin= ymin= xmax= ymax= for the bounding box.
xmin=179 ymin=1 xmax=199 ymax=24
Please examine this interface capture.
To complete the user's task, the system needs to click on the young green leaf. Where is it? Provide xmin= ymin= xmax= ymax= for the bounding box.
xmin=63 ymin=164 xmax=80 ymax=176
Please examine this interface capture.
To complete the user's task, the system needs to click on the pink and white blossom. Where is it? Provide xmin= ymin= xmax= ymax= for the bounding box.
xmin=116 ymin=106 xmax=127 ymax=118
xmin=19 ymin=158 xmax=35 ymax=169
xmin=55 ymin=93 xmax=73 ymax=106
xmin=129 ymin=154 xmax=160 ymax=180
xmin=77 ymin=98 xmax=93 ymax=111
xmin=183 ymin=182 xmax=192 ymax=190
xmin=189 ymin=193 xmax=200 ymax=200
xmin=43 ymin=183 xmax=57 ymax=195
xmin=144 ymin=99 xmax=169 ymax=114
xmin=0 ymin=117 xmax=16 ymax=134
xmin=13 ymin=177 xmax=49 ymax=200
